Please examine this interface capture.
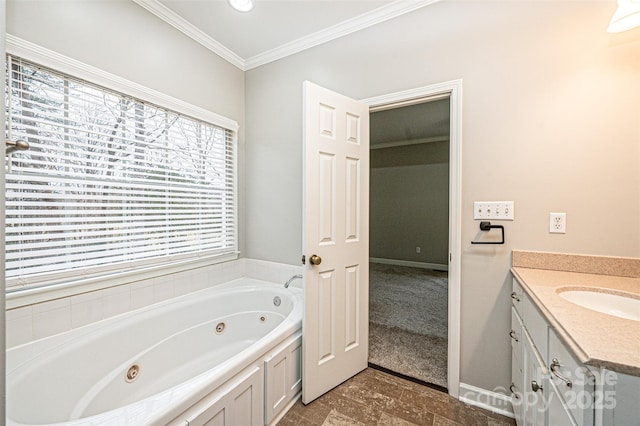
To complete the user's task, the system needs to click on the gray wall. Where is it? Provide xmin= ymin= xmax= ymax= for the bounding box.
xmin=6 ymin=0 xmax=247 ymax=255
xmin=370 ymin=142 xmax=449 ymax=265
xmin=4 ymin=0 xmax=639 ymax=397
xmin=245 ymin=1 xmax=640 ymax=392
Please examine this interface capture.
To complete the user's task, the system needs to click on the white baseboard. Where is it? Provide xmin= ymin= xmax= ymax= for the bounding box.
xmin=370 ymin=257 xmax=448 ymax=272
xmin=458 ymin=383 xmax=514 ymax=419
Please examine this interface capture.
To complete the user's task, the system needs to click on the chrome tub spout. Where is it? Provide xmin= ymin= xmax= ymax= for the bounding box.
xmin=284 ymin=274 xmax=302 ymax=288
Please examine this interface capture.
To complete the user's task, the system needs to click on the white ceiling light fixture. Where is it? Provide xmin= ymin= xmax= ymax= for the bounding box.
xmin=228 ymin=0 xmax=253 ymax=13
xmin=608 ymin=0 xmax=640 ymax=33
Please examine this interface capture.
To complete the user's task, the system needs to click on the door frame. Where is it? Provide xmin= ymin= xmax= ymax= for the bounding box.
xmin=361 ymin=79 xmax=462 ymax=398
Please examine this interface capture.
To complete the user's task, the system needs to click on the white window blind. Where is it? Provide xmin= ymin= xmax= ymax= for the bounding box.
xmin=5 ymin=55 xmax=237 ymax=289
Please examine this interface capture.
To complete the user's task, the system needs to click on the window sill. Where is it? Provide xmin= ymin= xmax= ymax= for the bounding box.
xmin=6 ymin=252 xmax=239 ymax=310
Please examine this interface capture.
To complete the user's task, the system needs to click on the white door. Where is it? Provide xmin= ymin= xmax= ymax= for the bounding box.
xmin=302 ymin=81 xmax=370 ymax=404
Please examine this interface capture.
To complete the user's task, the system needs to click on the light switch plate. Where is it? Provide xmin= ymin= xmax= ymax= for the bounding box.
xmin=474 ymin=201 xmax=514 ymax=220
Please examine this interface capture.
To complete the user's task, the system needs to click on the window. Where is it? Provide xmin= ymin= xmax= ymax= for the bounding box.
xmin=5 ymin=55 xmax=237 ymax=290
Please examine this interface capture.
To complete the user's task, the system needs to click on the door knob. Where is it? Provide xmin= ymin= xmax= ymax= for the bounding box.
xmin=309 ymin=255 xmax=322 ymax=266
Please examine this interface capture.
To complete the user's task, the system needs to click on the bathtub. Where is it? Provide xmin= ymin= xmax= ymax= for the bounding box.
xmin=6 ymin=278 xmax=303 ymax=426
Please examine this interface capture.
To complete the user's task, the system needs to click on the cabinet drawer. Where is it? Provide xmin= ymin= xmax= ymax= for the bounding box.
xmin=511 ymin=279 xmax=525 ymax=316
xmin=510 ymin=307 xmax=524 ymax=355
xmin=548 ymin=329 xmax=594 ymax=426
xmin=512 ymin=278 xmax=548 ymax=358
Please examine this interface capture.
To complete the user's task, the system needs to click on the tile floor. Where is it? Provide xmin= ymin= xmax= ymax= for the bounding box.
xmin=278 ymin=368 xmax=515 ymax=426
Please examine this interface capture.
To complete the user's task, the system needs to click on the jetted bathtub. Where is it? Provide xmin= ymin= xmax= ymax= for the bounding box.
xmin=6 ymin=278 xmax=303 ymax=426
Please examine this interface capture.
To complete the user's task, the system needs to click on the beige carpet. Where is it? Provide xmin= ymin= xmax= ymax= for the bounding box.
xmin=368 ymin=263 xmax=448 ymax=389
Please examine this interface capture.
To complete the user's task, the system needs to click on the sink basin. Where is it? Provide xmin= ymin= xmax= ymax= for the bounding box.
xmin=558 ymin=288 xmax=640 ymax=321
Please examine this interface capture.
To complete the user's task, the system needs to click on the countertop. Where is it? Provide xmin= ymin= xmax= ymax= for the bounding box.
xmin=511 ymin=252 xmax=640 ymax=377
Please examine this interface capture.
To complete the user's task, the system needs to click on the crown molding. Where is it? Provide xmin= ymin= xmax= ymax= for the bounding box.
xmin=132 ymin=0 xmax=440 ymax=71
xmin=131 ymin=0 xmax=246 ymax=70
xmin=244 ymin=0 xmax=440 ymax=70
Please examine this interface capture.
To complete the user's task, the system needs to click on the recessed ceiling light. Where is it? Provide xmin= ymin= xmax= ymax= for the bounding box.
xmin=228 ymin=0 xmax=253 ymax=13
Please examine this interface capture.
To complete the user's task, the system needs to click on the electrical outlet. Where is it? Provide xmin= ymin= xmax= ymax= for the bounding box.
xmin=549 ymin=212 xmax=566 ymax=234
xmin=415 ymin=247 xmax=421 ymax=254
xmin=474 ymin=201 xmax=514 ymax=220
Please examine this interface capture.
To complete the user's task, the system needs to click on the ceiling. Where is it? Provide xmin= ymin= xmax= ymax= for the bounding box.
xmin=133 ymin=0 xmax=439 ymax=70
xmin=133 ymin=0 xmax=449 ymax=143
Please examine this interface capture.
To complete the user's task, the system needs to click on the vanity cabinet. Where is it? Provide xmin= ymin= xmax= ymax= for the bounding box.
xmin=511 ymin=279 xmax=554 ymax=426
xmin=510 ymin=279 xmax=587 ymax=426
xmin=511 ymin=277 xmax=640 ymax=426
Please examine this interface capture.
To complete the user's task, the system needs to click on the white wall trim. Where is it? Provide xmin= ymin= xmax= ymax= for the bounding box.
xmin=370 ymin=257 xmax=448 ymax=271
xmin=131 ymin=0 xmax=245 ymax=70
xmin=244 ymin=0 xmax=440 ymax=70
xmin=364 ymin=82 xmax=459 ymax=108
xmin=459 ymin=382 xmax=515 ymax=419
xmin=5 ymin=34 xmax=239 ymax=131
xmin=363 ymin=79 xmax=463 ymax=399
xmin=131 ymin=0 xmax=440 ymax=71
xmin=371 ymin=135 xmax=449 ymax=150
xmin=1 ymin=3 xmax=7 ymax=419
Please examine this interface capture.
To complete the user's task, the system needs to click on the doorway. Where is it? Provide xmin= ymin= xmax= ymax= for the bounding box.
xmin=368 ymin=97 xmax=450 ymax=389
xmin=301 ymin=81 xmax=462 ymax=403
xmin=362 ymin=81 xmax=462 ymax=396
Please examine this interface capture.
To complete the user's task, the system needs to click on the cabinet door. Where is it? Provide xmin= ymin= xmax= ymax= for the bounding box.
xmin=547 ymin=381 xmax=577 ymax=426
xmin=548 ymin=329 xmax=594 ymax=426
xmin=512 ymin=279 xmax=525 ymax=316
xmin=600 ymin=370 xmax=640 ymax=425
xmin=523 ymin=332 xmax=548 ymax=426
xmin=511 ymin=308 xmax=525 ymax=425
xmin=265 ymin=334 xmax=302 ymax=424
xmin=185 ymin=366 xmax=264 ymax=426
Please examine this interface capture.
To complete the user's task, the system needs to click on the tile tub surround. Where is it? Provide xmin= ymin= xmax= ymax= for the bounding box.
xmin=511 ymin=251 xmax=640 ymax=376
xmin=5 ymin=258 xmax=302 ymax=348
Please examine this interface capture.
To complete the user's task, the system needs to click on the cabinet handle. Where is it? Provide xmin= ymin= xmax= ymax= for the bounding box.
xmin=550 ymin=358 xmax=573 ymax=388
xmin=531 ymin=380 xmax=543 ymax=392
xmin=509 ymin=330 xmax=519 ymax=342
xmin=510 ymin=291 xmax=520 ymax=302
xmin=509 ymin=382 xmax=519 ymax=399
